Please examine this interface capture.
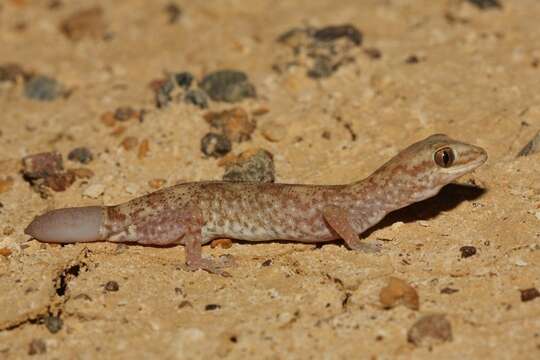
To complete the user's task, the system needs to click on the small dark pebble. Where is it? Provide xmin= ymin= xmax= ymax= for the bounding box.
xmin=520 ymin=288 xmax=540 ymax=302
xmin=313 ymin=24 xmax=363 ymax=46
xmin=459 ymin=246 xmax=477 ymax=258
xmin=114 ymin=106 xmax=136 ymax=121
xmin=407 ymin=314 xmax=453 ymax=347
xmin=44 ymin=171 xmax=76 ymax=192
xmin=184 ymin=89 xmax=209 ymax=109
xmin=0 ymin=63 xmax=28 ymax=83
xmin=22 ymin=152 xmax=63 ymax=180
xmin=205 ymin=304 xmax=221 ymax=311
xmin=68 ymin=147 xmax=93 ymax=164
xmin=164 ymin=2 xmax=182 ymax=24
xmin=200 ymin=133 xmax=232 ymax=158
xmin=199 ymin=70 xmax=256 ymax=103
xmin=405 ymin=55 xmax=420 ymax=64
xmin=440 ymin=287 xmax=459 ymax=295
xmin=175 ymin=71 xmax=194 ymax=89
xmin=261 ymin=259 xmax=272 ymax=267
xmin=24 ymin=75 xmax=64 ymax=101
xmin=44 ymin=315 xmax=63 ymax=334
xmin=467 ymin=0 xmax=502 ymax=10
xmin=178 ymin=300 xmax=193 ymax=309
xmin=223 ymin=149 xmax=275 ymax=183
xmin=364 ymin=47 xmax=382 ymax=60
xmin=517 ymin=131 xmax=540 ymax=157
xmin=307 ymin=56 xmax=336 ymax=79
xmin=104 ymin=281 xmax=119 ymax=292
xmin=156 ymin=78 xmax=175 ymax=108
xmin=28 ymin=339 xmax=46 ymax=355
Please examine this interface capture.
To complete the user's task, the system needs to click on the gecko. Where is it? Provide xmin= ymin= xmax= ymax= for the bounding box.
xmin=25 ymin=134 xmax=487 ymax=276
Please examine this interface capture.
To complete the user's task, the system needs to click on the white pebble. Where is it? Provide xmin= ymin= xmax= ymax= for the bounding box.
xmin=83 ymin=184 xmax=105 ymax=199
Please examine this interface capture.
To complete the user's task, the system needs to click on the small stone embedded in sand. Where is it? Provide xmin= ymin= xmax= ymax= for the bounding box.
xmin=379 ymin=277 xmax=420 ymax=310
xmin=459 ymin=245 xmax=477 ymax=258
xmin=205 ymin=304 xmax=221 ymax=311
xmin=0 ymin=177 xmax=14 ymax=193
xmin=517 ymin=130 xmax=540 ymax=157
xmin=68 ymin=147 xmax=93 ymax=164
xmin=83 ymin=183 xmax=105 ymax=198
xmin=22 ymin=152 xmax=63 ymax=179
xmin=138 ymin=139 xmax=150 ymax=159
xmin=28 ymin=338 xmax=47 ymax=355
xmin=175 ymin=71 xmax=193 ymax=89
xmin=44 ymin=171 xmax=76 ymax=192
xmin=164 ymin=3 xmax=182 ymax=24
xmin=364 ymin=47 xmax=382 ymax=60
xmin=60 ymin=7 xmax=106 ymax=41
xmin=520 ymin=288 xmax=540 ymax=302
xmin=24 ymin=75 xmax=64 ymax=101
xmin=0 ymin=63 xmax=28 ymax=83
xmin=467 ymin=0 xmax=502 ymax=10
xmin=105 ymin=281 xmax=119 ymax=292
xmin=114 ymin=106 xmax=137 ymax=121
xmin=210 ymin=238 xmax=233 ymax=249
xmin=407 ymin=314 xmax=453 ymax=347
xmin=313 ymin=24 xmax=363 ymax=45
xmin=260 ymin=120 xmax=287 ymax=142
xmin=201 ymin=133 xmax=232 ymax=158
xmin=440 ymin=287 xmax=459 ymax=294
xmin=0 ymin=248 xmax=13 ymax=257
xmin=199 ymin=70 xmax=256 ymax=102
xmin=44 ymin=315 xmax=63 ymax=334
xmin=222 ymin=149 xmax=275 ymax=183
xmin=184 ymin=89 xmax=209 ymax=109
xmin=148 ymin=178 xmax=166 ymax=189
xmin=121 ymin=136 xmax=139 ymax=150
xmin=204 ymin=107 xmax=255 ymax=142
xmin=155 ymin=78 xmax=174 ymax=108
xmin=261 ymin=259 xmax=272 ymax=267
xmin=100 ymin=111 xmax=116 ymax=127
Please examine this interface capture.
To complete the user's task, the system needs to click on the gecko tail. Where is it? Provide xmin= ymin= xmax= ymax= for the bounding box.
xmin=25 ymin=206 xmax=104 ymax=243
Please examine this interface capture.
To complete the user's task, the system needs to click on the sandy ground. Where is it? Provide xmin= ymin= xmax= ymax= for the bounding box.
xmin=0 ymin=0 xmax=539 ymax=359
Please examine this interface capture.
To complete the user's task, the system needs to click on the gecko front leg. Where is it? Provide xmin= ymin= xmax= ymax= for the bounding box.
xmin=183 ymin=207 xmax=231 ymax=277
xmin=322 ymin=205 xmax=381 ymax=253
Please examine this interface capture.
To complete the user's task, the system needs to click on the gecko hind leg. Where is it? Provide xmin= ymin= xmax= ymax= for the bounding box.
xmin=184 ymin=232 xmax=231 ymax=277
xmin=322 ymin=205 xmax=381 ymax=254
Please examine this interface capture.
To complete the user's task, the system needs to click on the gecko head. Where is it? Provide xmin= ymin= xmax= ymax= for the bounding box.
xmin=373 ymin=134 xmax=488 ymax=202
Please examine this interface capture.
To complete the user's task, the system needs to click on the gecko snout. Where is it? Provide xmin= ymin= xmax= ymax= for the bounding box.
xmin=25 ymin=206 xmax=103 ymax=243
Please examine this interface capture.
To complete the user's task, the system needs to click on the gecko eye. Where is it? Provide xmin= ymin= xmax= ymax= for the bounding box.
xmin=434 ymin=147 xmax=455 ymax=168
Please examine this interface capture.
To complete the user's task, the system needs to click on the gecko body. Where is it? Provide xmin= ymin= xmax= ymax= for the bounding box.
xmin=25 ymin=134 xmax=487 ymax=275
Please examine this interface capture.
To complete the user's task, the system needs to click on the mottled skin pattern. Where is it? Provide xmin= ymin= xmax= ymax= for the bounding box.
xmin=26 ymin=134 xmax=487 ymax=275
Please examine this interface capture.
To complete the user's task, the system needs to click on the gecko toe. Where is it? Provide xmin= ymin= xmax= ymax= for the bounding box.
xmin=187 ymin=258 xmax=231 ymax=277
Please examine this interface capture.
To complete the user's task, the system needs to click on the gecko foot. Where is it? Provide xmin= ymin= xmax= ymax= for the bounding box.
xmin=186 ymin=257 xmax=231 ymax=277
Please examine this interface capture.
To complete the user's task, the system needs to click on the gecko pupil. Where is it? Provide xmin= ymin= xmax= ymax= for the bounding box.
xmin=434 ymin=147 xmax=454 ymax=168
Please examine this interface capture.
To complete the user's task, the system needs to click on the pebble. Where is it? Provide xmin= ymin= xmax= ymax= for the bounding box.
xmin=313 ymin=24 xmax=363 ymax=46
xmin=210 ymin=238 xmax=233 ymax=249
xmin=205 ymin=304 xmax=221 ymax=311
xmin=28 ymin=339 xmax=47 ymax=355
xmin=200 ymin=133 xmax=232 ymax=158
xmin=199 ymin=70 xmax=256 ymax=102
xmin=104 ymin=280 xmax=119 ymax=292
xmin=0 ymin=177 xmax=14 ymax=194
xmin=100 ymin=111 xmax=116 ymax=127
xmin=83 ymin=183 xmax=105 ymax=198
xmin=222 ymin=149 xmax=275 ymax=183
xmin=22 ymin=152 xmax=64 ymax=179
xmin=68 ymin=147 xmax=93 ymax=164
xmin=204 ymin=107 xmax=255 ymax=142
xmin=148 ymin=178 xmax=166 ymax=189
xmin=440 ymin=287 xmax=459 ymax=294
xmin=60 ymin=7 xmax=106 ymax=40
xmin=520 ymin=288 xmax=540 ymax=302
xmin=155 ymin=78 xmax=174 ymax=108
xmin=184 ymin=89 xmax=209 ymax=109
xmin=379 ymin=277 xmax=419 ymax=310
xmin=407 ymin=314 xmax=453 ymax=346
xmin=44 ymin=315 xmax=63 ymax=334
xmin=114 ymin=106 xmax=137 ymax=121
xmin=260 ymin=120 xmax=287 ymax=142
xmin=44 ymin=171 xmax=76 ymax=192
xmin=121 ymin=136 xmax=139 ymax=150
xmin=0 ymin=248 xmax=13 ymax=257
xmin=164 ymin=3 xmax=182 ymax=24
xmin=0 ymin=63 xmax=27 ymax=83
xmin=459 ymin=245 xmax=477 ymax=258
xmin=24 ymin=75 xmax=64 ymax=101
xmin=467 ymin=0 xmax=502 ymax=10
xmin=138 ymin=139 xmax=150 ymax=159
xmin=517 ymin=130 xmax=540 ymax=156
xmin=175 ymin=71 xmax=193 ymax=89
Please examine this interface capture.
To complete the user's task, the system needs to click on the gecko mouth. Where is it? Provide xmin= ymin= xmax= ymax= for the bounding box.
xmin=445 ymin=146 xmax=488 ymax=176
